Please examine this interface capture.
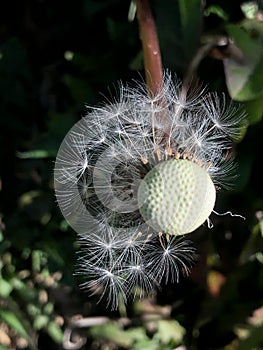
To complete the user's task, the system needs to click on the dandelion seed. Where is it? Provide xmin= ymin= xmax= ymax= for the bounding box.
xmin=123 ymin=255 xmax=157 ymax=300
xmin=144 ymin=235 xmax=197 ymax=284
xmin=201 ymin=93 xmax=247 ymax=139
xmin=54 ymin=71 xmax=246 ymax=309
xmin=78 ymin=261 xmax=126 ymax=310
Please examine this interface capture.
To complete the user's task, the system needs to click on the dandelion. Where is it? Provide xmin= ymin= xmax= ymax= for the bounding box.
xmin=54 ymin=71 xmax=246 ymax=309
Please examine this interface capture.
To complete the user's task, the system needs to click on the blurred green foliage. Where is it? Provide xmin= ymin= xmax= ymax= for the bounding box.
xmin=0 ymin=0 xmax=263 ymax=349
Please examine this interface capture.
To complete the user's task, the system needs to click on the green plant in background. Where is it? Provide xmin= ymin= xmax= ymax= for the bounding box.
xmin=0 ymin=233 xmax=63 ymax=349
xmin=0 ymin=0 xmax=263 ymax=349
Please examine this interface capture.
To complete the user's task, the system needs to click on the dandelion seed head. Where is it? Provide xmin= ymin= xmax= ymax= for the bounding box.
xmin=54 ymin=70 xmax=246 ymax=309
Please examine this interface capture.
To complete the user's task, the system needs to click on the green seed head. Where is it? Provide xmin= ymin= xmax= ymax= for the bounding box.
xmin=138 ymin=159 xmax=216 ymax=235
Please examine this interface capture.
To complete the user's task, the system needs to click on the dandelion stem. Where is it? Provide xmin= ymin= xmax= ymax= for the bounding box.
xmin=135 ymin=0 xmax=163 ymax=96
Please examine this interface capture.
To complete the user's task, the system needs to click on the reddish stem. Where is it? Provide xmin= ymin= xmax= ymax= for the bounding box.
xmin=135 ymin=0 xmax=163 ymax=96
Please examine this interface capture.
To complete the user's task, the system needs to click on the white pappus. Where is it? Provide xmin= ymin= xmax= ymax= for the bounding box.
xmin=54 ymin=71 xmax=246 ymax=309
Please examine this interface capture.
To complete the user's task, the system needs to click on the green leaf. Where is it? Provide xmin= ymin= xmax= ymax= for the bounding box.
xmin=178 ymin=0 xmax=202 ymax=61
xmin=0 ymin=230 xmax=4 ymax=243
xmin=90 ymin=322 xmax=148 ymax=348
xmin=241 ymin=18 xmax=263 ymax=38
xmin=154 ymin=320 xmax=185 ymax=345
xmin=0 ymin=345 xmax=12 ymax=350
xmin=0 ymin=309 xmax=29 ymax=339
xmin=259 ymin=219 xmax=263 ymax=237
xmin=33 ymin=315 xmax=49 ymax=330
xmin=32 ymin=250 xmax=43 ymax=272
xmin=46 ymin=321 xmax=63 ymax=343
xmin=243 ymin=95 xmax=263 ymax=123
xmin=0 ymin=278 xmax=13 ymax=297
xmin=27 ymin=303 xmax=41 ymax=318
xmin=16 ymin=149 xmax=56 ymax=159
xmin=235 ymin=58 xmax=263 ymax=100
xmin=204 ymin=5 xmax=229 ymax=20
xmin=224 ymin=24 xmax=263 ymax=101
xmin=256 ymin=252 xmax=263 ymax=264
xmin=241 ymin=2 xmax=259 ymax=19
xmin=43 ymin=302 xmax=54 ymax=316
xmin=128 ymin=1 xmax=137 ymax=22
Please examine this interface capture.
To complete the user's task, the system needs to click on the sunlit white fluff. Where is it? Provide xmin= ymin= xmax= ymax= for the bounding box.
xmin=54 ymin=71 xmax=246 ymax=309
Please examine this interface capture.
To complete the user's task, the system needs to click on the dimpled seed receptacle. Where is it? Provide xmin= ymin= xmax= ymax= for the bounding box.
xmin=137 ymin=159 xmax=216 ymax=235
